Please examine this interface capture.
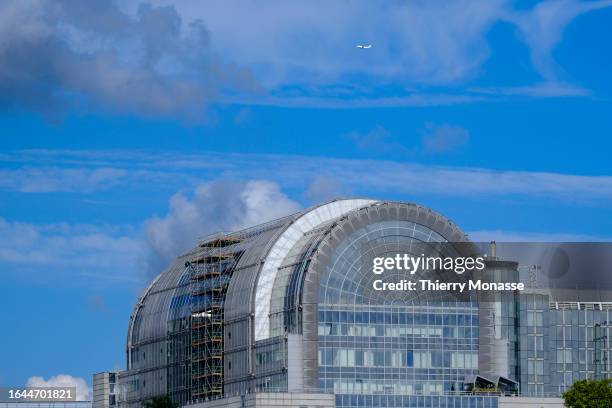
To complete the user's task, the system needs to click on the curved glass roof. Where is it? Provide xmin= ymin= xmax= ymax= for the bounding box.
xmin=253 ymin=199 xmax=377 ymax=340
xmin=125 ymin=199 xmax=471 ymax=368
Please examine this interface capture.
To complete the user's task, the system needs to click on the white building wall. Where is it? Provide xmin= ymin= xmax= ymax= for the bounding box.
xmin=499 ymin=397 xmax=565 ymax=408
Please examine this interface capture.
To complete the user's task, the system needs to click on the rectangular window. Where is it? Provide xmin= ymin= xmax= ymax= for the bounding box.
xmin=451 ymin=352 xmax=465 ymax=369
xmin=414 ymin=351 xmax=431 ymax=368
xmin=391 ymin=351 xmax=403 ymax=367
xmin=364 ymin=350 xmax=374 ymax=367
xmin=406 ymin=351 xmax=414 ymax=367
xmin=355 ymin=350 xmax=363 ymax=366
xmin=536 ymin=360 xmax=544 ymax=375
xmin=535 ymin=336 xmax=543 ymax=351
xmin=557 ymin=350 xmax=564 ymax=364
xmin=347 ymin=349 xmax=355 ymax=367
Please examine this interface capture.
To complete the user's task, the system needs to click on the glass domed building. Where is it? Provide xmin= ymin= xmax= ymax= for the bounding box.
xmin=116 ymin=199 xmax=523 ymax=408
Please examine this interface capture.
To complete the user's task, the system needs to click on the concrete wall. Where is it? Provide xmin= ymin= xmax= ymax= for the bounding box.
xmin=190 ymin=392 xmax=335 ymax=408
xmin=93 ymin=372 xmax=110 ymax=408
xmin=499 ymin=397 xmax=565 ymax=408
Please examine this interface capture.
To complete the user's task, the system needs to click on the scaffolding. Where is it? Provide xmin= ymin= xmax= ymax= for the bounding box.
xmin=188 ymin=235 xmax=242 ymax=400
xmin=594 ymin=322 xmax=612 ymax=380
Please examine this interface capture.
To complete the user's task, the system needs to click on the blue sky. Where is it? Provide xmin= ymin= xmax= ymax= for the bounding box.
xmin=1 ymin=0 xmax=612 ymax=396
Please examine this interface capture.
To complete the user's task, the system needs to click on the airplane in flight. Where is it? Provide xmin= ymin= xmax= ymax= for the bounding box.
xmin=356 ymin=44 xmax=372 ymax=49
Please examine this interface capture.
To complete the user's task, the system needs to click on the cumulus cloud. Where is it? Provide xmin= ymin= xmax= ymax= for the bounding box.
xmin=421 ymin=123 xmax=470 ymax=154
xmin=144 ymin=180 xmax=301 ymax=276
xmin=0 ymin=178 xmax=301 ymax=282
xmin=0 ymin=0 xmax=257 ymax=118
xmin=27 ymin=375 xmax=90 ymax=401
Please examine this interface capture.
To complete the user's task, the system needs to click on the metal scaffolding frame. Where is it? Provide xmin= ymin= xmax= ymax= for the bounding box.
xmin=187 ymin=236 xmax=243 ymax=400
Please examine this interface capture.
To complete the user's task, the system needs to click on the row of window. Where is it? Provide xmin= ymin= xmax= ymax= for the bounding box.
xmin=334 ymin=394 xmax=498 ymax=408
xmin=319 ymin=311 xmax=478 ymax=326
xmin=332 ymin=380 xmax=449 ymax=395
xmin=318 ymin=348 xmax=478 ymax=369
xmin=318 ymin=324 xmax=478 ymax=339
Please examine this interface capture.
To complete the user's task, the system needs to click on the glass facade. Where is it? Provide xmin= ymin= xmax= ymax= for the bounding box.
xmin=313 ymin=219 xmax=482 ymax=407
xmin=318 ymin=305 xmax=479 ymax=396
xmin=517 ymin=294 xmax=612 ymax=397
xmin=114 ymin=200 xmax=610 ymax=408
xmin=334 ymin=395 xmax=498 ymax=408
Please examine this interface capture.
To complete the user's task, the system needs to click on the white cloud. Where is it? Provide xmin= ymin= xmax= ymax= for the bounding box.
xmin=26 ymin=375 xmax=90 ymax=401
xmin=0 ymin=176 xmax=302 ymax=282
xmin=0 ymin=0 xmax=257 ymax=118
xmin=1 ymin=0 xmax=608 ymax=115
xmin=507 ymin=0 xmax=612 ymax=81
xmin=127 ymin=0 xmax=609 ymax=106
xmin=0 ymin=218 xmax=144 ymax=282
xmin=139 ymin=0 xmax=503 ymax=86
xmin=0 ymin=166 xmax=197 ymax=193
xmin=144 ymin=179 xmax=301 ymax=276
xmin=5 ymin=149 xmax=612 ymax=203
xmin=0 ymin=167 xmax=127 ymax=193
xmin=470 ymin=82 xmax=590 ymax=98
xmin=2 ymin=168 xmax=610 ymax=284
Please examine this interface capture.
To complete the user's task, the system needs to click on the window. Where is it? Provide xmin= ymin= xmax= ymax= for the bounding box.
xmin=406 ymin=351 xmax=413 ymax=367
xmin=318 ymin=323 xmax=332 ymax=335
xmin=536 ymin=360 xmax=543 ymax=375
xmin=535 ymin=335 xmax=543 ymax=351
xmin=414 ymin=351 xmax=431 ymax=368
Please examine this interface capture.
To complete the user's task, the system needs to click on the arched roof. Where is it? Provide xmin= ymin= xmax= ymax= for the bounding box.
xmin=252 ymin=198 xmax=377 ymax=340
xmin=126 ymin=199 xmax=472 ymax=363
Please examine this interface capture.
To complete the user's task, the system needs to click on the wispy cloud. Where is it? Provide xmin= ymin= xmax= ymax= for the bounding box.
xmin=4 ymin=149 xmax=612 ymax=204
xmin=347 ymin=123 xmax=469 ymax=156
xmin=347 ymin=125 xmax=408 ymax=154
xmin=0 ymin=0 xmax=608 ymax=116
xmin=2 ymin=164 xmax=610 ymax=285
xmin=506 ymin=0 xmax=612 ymax=81
xmin=0 ymin=218 xmax=144 ymax=283
xmin=470 ymin=82 xmax=591 ymax=98
xmin=0 ymin=167 xmax=127 ymax=193
xmin=0 ymin=165 xmax=198 ymax=193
